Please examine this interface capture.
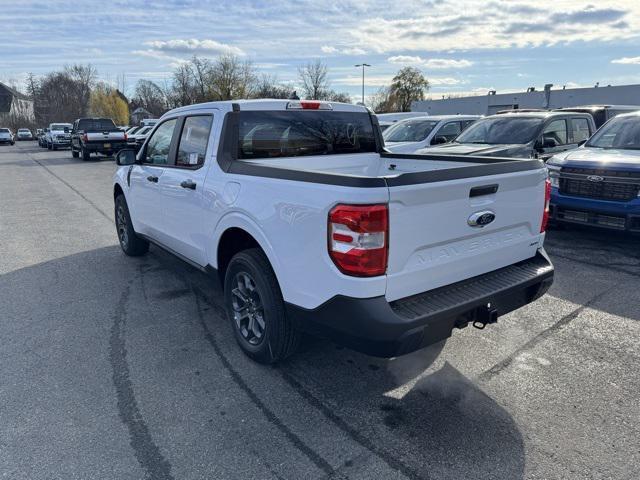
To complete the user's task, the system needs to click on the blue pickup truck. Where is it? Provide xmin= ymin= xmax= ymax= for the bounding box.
xmin=547 ymin=111 xmax=640 ymax=232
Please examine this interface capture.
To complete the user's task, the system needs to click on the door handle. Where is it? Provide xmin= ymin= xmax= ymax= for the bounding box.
xmin=180 ymin=180 xmax=197 ymax=190
xmin=147 ymin=175 xmax=158 ymax=183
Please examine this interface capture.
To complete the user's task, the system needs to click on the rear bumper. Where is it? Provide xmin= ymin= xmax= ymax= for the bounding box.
xmin=83 ymin=141 xmax=128 ymax=153
xmin=550 ymin=188 xmax=640 ymax=232
xmin=287 ymin=250 xmax=554 ymax=357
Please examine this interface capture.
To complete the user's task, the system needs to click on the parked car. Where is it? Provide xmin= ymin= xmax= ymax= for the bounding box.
xmin=139 ymin=118 xmax=159 ymax=128
xmin=383 ymin=115 xmax=479 ymax=153
xmin=16 ymin=128 xmax=33 ymax=141
xmin=112 ymin=99 xmax=554 ymax=364
xmin=376 ymin=112 xmax=429 ymax=132
xmin=0 ymin=128 xmax=15 ymax=145
xmin=547 ymin=111 xmax=640 ymax=232
xmin=127 ymin=125 xmax=153 ymax=151
xmin=45 ymin=123 xmax=73 ymax=150
xmin=422 ymin=111 xmax=596 ymax=160
xmin=554 ymin=105 xmax=640 ymax=129
xmin=70 ymin=118 xmax=128 ymax=160
xmin=125 ymin=125 xmax=142 ymax=135
xmin=38 ymin=128 xmax=49 ymax=147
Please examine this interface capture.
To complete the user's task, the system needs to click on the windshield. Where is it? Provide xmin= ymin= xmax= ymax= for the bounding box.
xmin=383 ymin=119 xmax=438 ymax=142
xmin=586 ymin=115 xmax=640 ymax=150
xmin=238 ymin=111 xmax=377 ymax=159
xmin=18 ymin=129 xmax=29 ymax=133
xmin=51 ymin=124 xmax=71 ymax=131
xmin=455 ymin=117 xmax=543 ymax=145
xmin=137 ymin=127 xmax=152 ymax=136
xmin=0 ymin=128 xmax=10 ymax=133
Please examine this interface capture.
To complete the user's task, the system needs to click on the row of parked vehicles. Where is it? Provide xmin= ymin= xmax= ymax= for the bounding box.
xmin=0 ymin=128 xmax=36 ymax=144
xmin=379 ymin=104 xmax=640 ymax=233
xmin=33 ymin=118 xmax=158 ymax=158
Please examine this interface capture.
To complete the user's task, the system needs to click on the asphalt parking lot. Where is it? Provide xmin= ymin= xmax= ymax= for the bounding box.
xmin=1 ymin=141 xmax=638 ymax=480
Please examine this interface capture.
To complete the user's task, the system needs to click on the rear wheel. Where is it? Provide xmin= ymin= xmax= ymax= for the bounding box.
xmin=81 ymin=146 xmax=90 ymax=161
xmin=224 ymin=248 xmax=300 ymax=364
xmin=115 ymin=195 xmax=149 ymax=256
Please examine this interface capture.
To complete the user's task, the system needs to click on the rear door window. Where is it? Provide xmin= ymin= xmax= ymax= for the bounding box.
xmin=176 ymin=116 xmax=213 ymax=167
xmin=542 ymin=119 xmax=568 ymax=146
xmin=571 ymin=118 xmax=591 ymax=143
xmin=238 ymin=111 xmax=377 ymax=160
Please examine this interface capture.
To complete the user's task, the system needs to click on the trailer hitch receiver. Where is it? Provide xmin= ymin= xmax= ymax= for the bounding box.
xmin=473 ymin=304 xmax=498 ymax=330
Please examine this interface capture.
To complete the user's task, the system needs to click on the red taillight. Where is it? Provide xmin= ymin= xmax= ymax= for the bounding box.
xmin=82 ymin=133 xmax=88 ymax=143
xmin=124 ymin=132 xmax=128 ymax=141
xmin=328 ymin=204 xmax=388 ymax=277
xmin=540 ymin=178 xmax=551 ymax=233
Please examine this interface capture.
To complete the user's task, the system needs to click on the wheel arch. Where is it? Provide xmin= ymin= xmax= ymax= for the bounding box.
xmin=211 ymin=214 xmax=284 ymax=294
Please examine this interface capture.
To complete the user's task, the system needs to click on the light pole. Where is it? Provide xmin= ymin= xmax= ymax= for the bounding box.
xmin=355 ymin=63 xmax=371 ymax=105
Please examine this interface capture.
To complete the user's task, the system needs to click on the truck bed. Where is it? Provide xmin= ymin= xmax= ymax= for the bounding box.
xmin=236 ymin=151 xmax=543 ymax=185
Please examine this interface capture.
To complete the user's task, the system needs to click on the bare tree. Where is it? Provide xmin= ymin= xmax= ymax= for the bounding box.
xmin=368 ymin=86 xmax=395 ymax=113
xmin=252 ymin=75 xmax=293 ymax=99
xmin=132 ymin=79 xmax=168 ymax=116
xmin=65 ymin=64 xmax=98 ymax=115
xmin=210 ymin=54 xmax=256 ymax=100
xmin=298 ymin=60 xmax=329 ymax=100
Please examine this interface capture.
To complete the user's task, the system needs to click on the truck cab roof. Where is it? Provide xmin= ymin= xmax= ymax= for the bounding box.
xmin=165 ymin=99 xmax=368 ymax=116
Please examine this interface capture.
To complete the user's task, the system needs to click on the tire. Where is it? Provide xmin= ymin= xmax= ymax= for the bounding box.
xmin=71 ymin=148 xmax=79 ymax=158
xmin=52 ymin=144 xmax=57 ymax=151
xmin=224 ymin=248 xmax=300 ymax=364
xmin=114 ymin=195 xmax=149 ymax=257
xmin=47 ymin=142 xmax=52 ymax=150
xmin=81 ymin=147 xmax=90 ymax=161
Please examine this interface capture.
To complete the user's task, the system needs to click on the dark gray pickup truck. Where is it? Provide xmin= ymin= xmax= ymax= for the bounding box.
xmin=70 ymin=118 xmax=128 ymax=160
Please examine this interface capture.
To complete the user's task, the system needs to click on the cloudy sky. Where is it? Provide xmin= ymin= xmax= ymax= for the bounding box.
xmin=1 ymin=0 xmax=640 ymax=100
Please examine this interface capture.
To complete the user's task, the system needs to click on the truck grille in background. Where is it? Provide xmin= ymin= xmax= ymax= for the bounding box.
xmin=559 ymin=167 xmax=640 ymax=202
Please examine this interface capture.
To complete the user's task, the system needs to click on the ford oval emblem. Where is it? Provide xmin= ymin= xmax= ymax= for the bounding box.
xmin=468 ymin=210 xmax=496 ymax=227
xmin=587 ymin=175 xmax=604 ymax=182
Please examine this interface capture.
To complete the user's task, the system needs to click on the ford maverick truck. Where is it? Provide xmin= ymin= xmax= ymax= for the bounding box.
xmin=112 ymin=100 xmax=554 ymax=363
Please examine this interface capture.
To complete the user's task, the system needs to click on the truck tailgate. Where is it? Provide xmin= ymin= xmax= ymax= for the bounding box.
xmin=385 ymin=168 xmax=547 ymax=301
xmin=85 ymin=131 xmax=126 ymax=142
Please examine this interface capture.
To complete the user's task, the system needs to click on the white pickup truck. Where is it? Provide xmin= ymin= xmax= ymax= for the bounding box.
xmin=113 ymin=100 xmax=554 ymax=364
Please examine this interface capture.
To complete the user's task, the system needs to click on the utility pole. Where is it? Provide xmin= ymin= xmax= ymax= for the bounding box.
xmin=354 ymin=63 xmax=371 ymax=105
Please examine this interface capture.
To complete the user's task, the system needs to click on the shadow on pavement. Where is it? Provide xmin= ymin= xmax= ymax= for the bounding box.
xmin=1 ymin=246 xmax=526 ymax=480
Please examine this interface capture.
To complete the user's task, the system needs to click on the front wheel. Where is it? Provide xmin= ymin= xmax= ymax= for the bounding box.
xmin=71 ymin=148 xmax=79 ymax=158
xmin=224 ymin=248 xmax=300 ymax=364
xmin=114 ymin=195 xmax=149 ymax=256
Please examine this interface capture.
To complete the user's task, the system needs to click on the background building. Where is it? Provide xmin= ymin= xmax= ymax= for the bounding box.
xmin=412 ymin=83 xmax=640 ymax=115
xmin=0 ymin=82 xmax=35 ymax=124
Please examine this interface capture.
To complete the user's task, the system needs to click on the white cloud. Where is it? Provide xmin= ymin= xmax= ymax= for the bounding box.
xmin=612 ymin=56 xmax=640 ymax=65
xmin=321 ymin=45 xmax=366 ymax=56
xmin=144 ymin=39 xmax=245 ymax=56
xmin=428 ymin=77 xmax=464 ymax=86
xmin=334 ymin=74 xmax=394 ymax=87
xmin=321 ymin=46 xmax=338 ymax=54
xmin=387 ymin=55 xmax=473 ymax=69
xmin=352 ymin=1 xmax=640 ymax=53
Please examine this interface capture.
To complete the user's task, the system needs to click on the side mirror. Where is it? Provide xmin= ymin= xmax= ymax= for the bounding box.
xmin=432 ymin=135 xmax=448 ymax=145
xmin=116 ymin=149 xmax=137 ymax=166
